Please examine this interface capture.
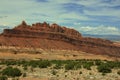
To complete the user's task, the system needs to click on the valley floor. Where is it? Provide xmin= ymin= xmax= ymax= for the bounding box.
xmin=0 ymin=46 xmax=119 ymax=80
xmin=0 ymin=59 xmax=120 ymax=80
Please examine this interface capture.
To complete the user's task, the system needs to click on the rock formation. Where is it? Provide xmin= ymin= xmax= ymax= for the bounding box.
xmin=0 ymin=21 xmax=120 ymax=58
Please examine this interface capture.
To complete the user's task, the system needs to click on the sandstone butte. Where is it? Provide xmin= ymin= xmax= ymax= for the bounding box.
xmin=0 ymin=21 xmax=120 ymax=58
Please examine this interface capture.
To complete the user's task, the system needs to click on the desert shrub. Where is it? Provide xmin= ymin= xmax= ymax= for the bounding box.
xmin=65 ymin=62 xmax=75 ymax=70
xmin=29 ymin=60 xmax=38 ymax=68
xmin=83 ymin=64 xmax=91 ymax=70
xmin=1 ymin=60 xmax=17 ymax=66
xmin=0 ymin=76 xmax=7 ymax=80
xmin=65 ymin=75 xmax=67 ymax=77
xmin=52 ymin=60 xmax=64 ymax=69
xmin=53 ymin=64 xmax=62 ymax=69
xmin=75 ymin=63 xmax=81 ymax=70
xmin=95 ymin=60 xmax=103 ymax=66
xmin=97 ymin=64 xmax=112 ymax=73
xmin=23 ymin=66 xmax=28 ymax=71
xmin=108 ymin=61 xmax=120 ymax=68
xmin=117 ymin=71 xmax=120 ymax=75
xmin=19 ymin=60 xmax=28 ymax=66
xmin=51 ymin=70 xmax=57 ymax=75
xmin=105 ymin=61 xmax=116 ymax=69
xmin=102 ymin=73 xmax=106 ymax=76
xmin=23 ymin=73 xmax=27 ymax=77
xmin=83 ymin=62 xmax=93 ymax=70
xmin=79 ymin=71 xmax=82 ymax=74
xmin=89 ymin=72 xmax=92 ymax=75
xmin=2 ymin=67 xmax=22 ymax=77
xmin=38 ymin=60 xmax=51 ymax=68
xmin=28 ymin=60 xmax=51 ymax=68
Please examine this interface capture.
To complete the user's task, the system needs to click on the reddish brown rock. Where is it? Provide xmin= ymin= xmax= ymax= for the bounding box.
xmin=0 ymin=21 xmax=120 ymax=58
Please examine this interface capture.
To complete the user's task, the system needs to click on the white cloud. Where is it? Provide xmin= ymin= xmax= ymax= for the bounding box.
xmin=78 ymin=25 xmax=120 ymax=35
xmin=0 ymin=0 xmax=120 ymax=36
xmin=0 ymin=0 xmax=64 ymax=26
xmin=0 ymin=0 xmax=91 ymax=26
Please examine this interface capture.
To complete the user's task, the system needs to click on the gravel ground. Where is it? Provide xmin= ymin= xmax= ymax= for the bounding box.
xmin=20 ymin=66 xmax=120 ymax=80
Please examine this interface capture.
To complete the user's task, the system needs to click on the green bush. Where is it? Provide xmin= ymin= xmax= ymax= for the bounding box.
xmin=83 ymin=64 xmax=91 ymax=70
xmin=1 ymin=60 xmax=17 ymax=66
xmin=38 ymin=60 xmax=51 ymax=68
xmin=95 ymin=60 xmax=102 ymax=66
xmin=65 ymin=63 xmax=75 ymax=70
xmin=29 ymin=60 xmax=38 ymax=68
xmin=2 ymin=67 xmax=22 ymax=77
xmin=28 ymin=60 xmax=51 ymax=68
xmin=97 ymin=64 xmax=112 ymax=73
xmin=75 ymin=63 xmax=81 ymax=70
xmin=83 ymin=62 xmax=94 ymax=70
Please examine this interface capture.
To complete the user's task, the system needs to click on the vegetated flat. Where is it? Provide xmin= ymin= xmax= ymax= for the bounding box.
xmin=0 ymin=59 xmax=120 ymax=80
xmin=0 ymin=46 xmax=119 ymax=80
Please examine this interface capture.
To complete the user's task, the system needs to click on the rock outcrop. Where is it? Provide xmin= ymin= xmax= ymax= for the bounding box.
xmin=0 ymin=21 xmax=120 ymax=58
xmin=11 ymin=21 xmax=81 ymax=39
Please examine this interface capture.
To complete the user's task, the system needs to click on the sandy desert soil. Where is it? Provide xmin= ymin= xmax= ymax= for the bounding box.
xmin=0 ymin=46 xmax=118 ymax=61
xmin=22 ymin=68 xmax=120 ymax=80
xmin=7 ymin=66 xmax=120 ymax=80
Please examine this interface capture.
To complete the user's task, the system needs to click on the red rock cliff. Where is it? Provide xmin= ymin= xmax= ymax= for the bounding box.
xmin=0 ymin=21 xmax=120 ymax=57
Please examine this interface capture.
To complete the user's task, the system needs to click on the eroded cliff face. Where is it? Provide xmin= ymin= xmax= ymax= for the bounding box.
xmin=0 ymin=21 xmax=120 ymax=57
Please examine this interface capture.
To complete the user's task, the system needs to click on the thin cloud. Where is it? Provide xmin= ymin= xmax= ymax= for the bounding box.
xmin=78 ymin=25 xmax=120 ymax=35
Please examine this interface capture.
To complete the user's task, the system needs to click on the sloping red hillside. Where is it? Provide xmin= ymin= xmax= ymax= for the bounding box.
xmin=0 ymin=21 xmax=120 ymax=57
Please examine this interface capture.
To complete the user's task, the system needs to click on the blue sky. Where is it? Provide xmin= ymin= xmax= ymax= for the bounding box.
xmin=0 ymin=0 xmax=120 ymax=35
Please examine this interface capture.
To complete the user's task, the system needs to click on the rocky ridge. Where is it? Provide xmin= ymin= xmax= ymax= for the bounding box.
xmin=0 ymin=21 xmax=120 ymax=57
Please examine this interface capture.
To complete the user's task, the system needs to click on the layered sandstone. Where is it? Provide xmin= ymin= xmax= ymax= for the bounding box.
xmin=0 ymin=21 xmax=120 ymax=57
